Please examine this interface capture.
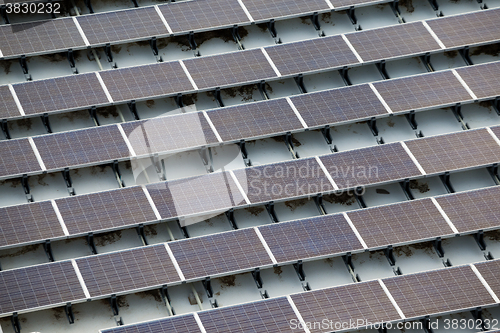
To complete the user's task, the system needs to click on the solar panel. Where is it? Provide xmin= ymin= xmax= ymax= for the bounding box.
xmin=75 ymin=245 xmax=181 ymax=297
xmin=13 ymin=73 xmax=110 ymax=115
xmin=33 ymin=125 xmax=131 ymax=170
xmin=100 ymin=61 xmax=194 ymax=103
xmin=456 ymin=61 xmax=500 ymax=100
xmin=169 ymin=228 xmax=273 ymax=280
xmin=232 ymin=158 xmax=334 ymax=204
xmin=55 ymin=186 xmax=157 ymax=236
xmin=346 ymin=22 xmax=442 ymax=62
xmin=435 ymin=186 xmax=500 ymax=233
xmin=0 ymin=201 xmax=64 ymax=249
xmin=382 ymin=265 xmax=496 ymax=318
xmin=183 ymin=49 xmax=277 ymax=90
xmin=492 ymin=126 xmax=500 ymax=141
xmin=0 ymin=18 xmax=86 ymax=58
xmin=146 ymin=172 xmax=246 ymax=219
xmin=404 ymin=128 xmax=500 ymax=175
xmin=77 ymin=7 xmax=169 ymax=45
xmin=426 ymin=8 xmax=500 ymax=48
xmin=198 ymin=297 xmax=300 ymax=333
xmin=319 ymin=143 xmax=422 ymax=189
xmin=289 ymin=84 xmax=389 ymax=128
xmin=159 ymin=0 xmax=250 ymax=33
xmin=264 ymin=35 xmax=359 ymax=76
xmin=329 ymin=0 xmax=385 ymax=9
xmin=474 ymin=260 xmax=500 ymax=299
xmin=258 ymin=214 xmax=363 ymax=263
xmin=372 ymin=71 xmax=472 ymax=113
xmin=100 ymin=314 xmax=202 ymax=333
xmin=120 ymin=112 xmax=219 ymax=156
xmin=0 ymin=85 xmax=21 ymax=119
xmin=241 ymin=0 xmax=330 ymax=21
xmin=0 ymin=138 xmax=42 ymax=178
xmin=0 ymin=261 xmax=86 ymax=316
xmin=347 ymin=198 xmax=453 ymax=249
xmin=207 ymin=98 xmax=303 ymax=141
xmin=291 ymin=280 xmax=401 ymax=332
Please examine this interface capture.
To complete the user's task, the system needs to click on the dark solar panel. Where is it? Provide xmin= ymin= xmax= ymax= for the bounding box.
xmin=372 ymin=71 xmax=472 ymax=113
xmin=404 ymin=128 xmax=500 ymax=175
xmin=242 ymin=0 xmax=330 ymax=21
xmin=0 ymin=138 xmax=42 ymax=177
xmin=169 ymin=228 xmax=273 ymax=280
xmin=347 ymin=199 xmax=453 ymax=249
xmin=55 ymin=186 xmax=157 ymax=235
xmin=0 ymin=85 xmax=21 ymax=119
xmin=0 ymin=261 xmax=86 ymax=316
xmin=33 ymin=126 xmax=131 ymax=170
xmin=77 ymin=7 xmax=169 ymax=45
xmin=159 ymin=0 xmax=250 ymax=33
xmin=346 ymin=22 xmax=441 ymax=62
xmin=232 ymin=158 xmax=334 ymax=204
xmin=13 ymin=73 xmax=110 ymax=115
xmin=264 ymin=35 xmax=359 ymax=76
xmin=0 ymin=18 xmax=86 ymax=57
xmin=383 ymin=265 xmax=496 ymax=318
xmin=75 ymin=245 xmax=181 ymax=297
xmin=329 ymin=0 xmax=380 ymax=9
xmin=492 ymin=126 xmax=500 ymax=142
xmin=207 ymin=98 xmax=303 ymax=141
xmin=99 ymin=61 xmax=194 ymax=102
xmin=121 ymin=112 xmax=218 ymax=156
xmin=0 ymin=201 xmax=64 ymax=248
xmin=456 ymin=61 xmax=500 ymax=100
xmin=426 ymin=9 xmax=500 ymax=48
xmin=435 ymin=186 xmax=500 ymax=233
xmin=146 ymin=172 xmax=246 ymax=219
xmin=319 ymin=143 xmax=422 ymax=189
xmin=183 ymin=49 xmax=277 ymax=90
xmin=199 ymin=297 xmax=300 ymax=333
xmin=290 ymin=84 xmax=389 ymax=128
xmin=474 ymin=260 xmax=500 ymax=299
xmin=291 ymin=280 xmax=401 ymax=332
xmin=100 ymin=314 xmax=202 ymax=333
xmin=258 ymin=214 xmax=363 ymax=263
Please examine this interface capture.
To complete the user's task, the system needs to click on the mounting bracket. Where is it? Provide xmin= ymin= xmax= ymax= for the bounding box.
xmin=314 ymin=194 xmax=327 ymax=215
xmin=202 ymin=277 xmax=213 ymax=298
xmin=136 ymin=224 xmax=148 ymax=246
xmin=421 ymin=316 xmax=433 ymax=333
xmin=0 ymin=5 xmax=10 ymax=24
xmin=252 ymin=268 xmax=263 ymax=288
xmin=400 ymin=179 xmax=415 ymax=200
xmin=376 ymin=60 xmax=390 ymax=80
xmin=65 ymin=303 xmax=75 ymax=324
xmin=127 ymin=101 xmax=140 ymax=120
xmin=44 ymin=240 xmax=55 ymax=262
xmin=88 ymin=106 xmax=100 ymax=126
xmin=285 ymin=132 xmax=299 ymax=159
xmin=459 ymin=46 xmax=473 ymax=66
xmin=294 ymin=74 xmax=307 ymax=94
xmin=390 ymin=0 xmax=405 ymax=23
xmin=62 ymin=168 xmax=76 ymax=195
xmin=112 ymin=161 xmax=124 ymax=188
xmin=104 ymin=44 xmax=113 ymax=63
xmin=84 ymin=0 xmax=94 ymax=13
xmin=474 ymin=230 xmax=486 ymax=251
xmin=420 ymin=52 xmax=434 ymax=72
xmin=175 ymin=93 xmax=184 ymax=109
xmin=130 ymin=0 xmax=138 ymax=7
xmin=41 ymin=113 xmax=53 ymax=133
xmin=161 ymin=286 xmax=175 ymax=315
xmin=367 ymin=117 xmax=379 ymax=136
xmin=347 ymin=7 xmax=357 ymax=25
xmin=267 ymin=19 xmax=278 ymax=38
xmin=293 ymin=260 xmax=306 ymax=281
xmin=1 ymin=119 xmax=11 ymax=139
xmin=339 ymin=67 xmax=352 ymax=86
xmin=427 ymin=0 xmax=439 ymax=11
xmin=384 ymin=245 xmax=396 ymax=266
xmin=433 ymin=237 xmax=445 ymax=258
xmin=87 ymin=233 xmax=98 ymax=254
xmin=232 ymin=25 xmax=244 ymax=50
xmin=354 ymin=187 xmax=366 ymax=208
xmin=310 ymin=12 xmax=321 ymax=30
xmin=177 ymin=220 xmax=190 ymax=238
xmin=258 ymin=80 xmax=269 ymax=100
xmin=11 ymin=312 xmax=21 ymax=333
xmin=439 ymin=172 xmax=455 ymax=193
xmin=67 ymin=49 xmax=78 ymax=74
xmin=225 ymin=209 xmax=238 ymax=230
xmin=238 ymin=140 xmax=252 ymax=166
xmin=471 ymin=307 xmax=486 ymax=331
xmin=110 ymin=294 xmax=119 ymax=316
xmin=451 ymin=103 xmax=469 ymax=130
xmin=405 ymin=110 xmax=418 ymax=130
xmin=199 ymin=147 xmax=214 ymax=173
xmin=213 ymin=88 xmax=224 ymax=107
xmin=265 ymin=202 xmax=279 ymax=223
xmin=19 ymin=55 xmax=32 ymax=80
xmin=21 ymin=174 xmax=33 ymax=202
xmin=487 ymin=164 xmax=500 ymax=185
xmin=493 ymin=97 xmax=500 ymax=116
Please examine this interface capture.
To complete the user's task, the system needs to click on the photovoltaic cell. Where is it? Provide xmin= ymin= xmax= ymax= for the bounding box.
xmin=0 ymin=261 xmax=86 ymax=316
xmin=33 ymin=126 xmax=131 ymax=170
xmin=99 ymin=61 xmax=194 ymax=102
xmin=100 ymin=314 xmax=202 ymax=333
xmin=435 ymin=186 xmax=500 ymax=233
xmin=0 ymin=138 xmax=41 ymax=177
xmin=329 ymin=0 xmax=381 ymax=9
xmin=207 ymin=98 xmax=303 ymax=141
xmin=492 ymin=126 xmax=500 ymax=142
xmin=55 ymin=186 xmax=157 ymax=235
xmin=383 ymin=265 xmax=496 ymax=318
xmin=120 ymin=112 xmax=218 ymax=156
xmin=404 ymin=128 xmax=500 ymax=175
xmin=76 ymin=245 xmax=181 ymax=297
xmin=0 ymin=201 xmax=64 ymax=248
xmin=264 ymin=35 xmax=359 ymax=76
xmin=474 ymin=260 xmax=500 ymax=299
xmin=346 ymin=22 xmax=441 ymax=62
xmin=183 ymin=49 xmax=277 ymax=90
xmin=77 ymin=7 xmax=169 ymax=45
xmin=169 ymin=228 xmax=273 ymax=280
xmin=258 ymin=214 xmax=363 ymax=263
xmin=426 ymin=9 xmax=500 ymax=48
xmin=373 ymin=71 xmax=472 ymax=113
xmin=289 ymin=84 xmax=389 ymax=127
xmin=159 ymin=0 xmax=250 ymax=33
xmin=456 ymin=61 xmax=500 ymax=99
xmin=319 ymin=143 xmax=422 ymax=189
xmin=232 ymin=158 xmax=334 ymax=204
xmin=347 ymin=199 xmax=453 ymax=249
xmin=0 ymin=85 xmax=21 ymax=119
xmin=0 ymin=18 xmax=85 ymax=57
xmin=241 ymin=0 xmax=329 ymax=21
xmin=13 ymin=73 xmax=110 ymax=115
xmin=291 ymin=280 xmax=401 ymax=333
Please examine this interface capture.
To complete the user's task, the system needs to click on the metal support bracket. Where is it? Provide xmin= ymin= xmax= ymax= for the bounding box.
xmin=451 ymin=103 xmax=469 ymax=130
xmin=492 ymin=97 xmax=500 ymax=116
xmin=1 ymin=119 xmax=11 ymax=139
xmin=67 ymin=49 xmax=78 ymax=74
xmin=177 ymin=220 xmax=190 ymax=238
xmin=347 ymin=6 xmax=357 ymax=25
xmin=294 ymin=74 xmax=307 ymax=94
xmin=252 ymin=268 xmax=263 ymax=288
xmin=421 ymin=316 xmax=434 ymax=333
xmin=258 ymin=80 xmax=269 ymax=100
xmin=265 ymin=202 xmax=279 ymax=223
xmin=343 ymin=253 xmax=360 ymax=282
xmin=84 ymin=0 xmax=94 ymax=13
xmin=110 ymin=294 xmax=119 ymax=316
xmin=21 ymin=174 xmax=33 ymax=202
xmin=293 ymin=261 xmax=306 ymax=281
xmin=376 ymin=60 xmax=390 ymax=80
xmin=232 ymin=25 xmax=244 ymax=50
xmin=11 ymin=312 xmax=21 ymax=333
xmin=199 ymin=147 xmax=214 ymax=173
xmin=136 ymin=224 xmax=148 ymax=246
xmin=427 ymin=0 xmax=439 ymax=11
xmin=87 ymin=233 xmax=98 ymax=254
xmin=471 ymin=308 xmax=486 ymax=330
xmin=202 ymin=277 xmax=213 ymax=298
xmin=314 ymin=194 xmax=327 ymax=215
xmin=439 ymin=172 xmax=455 ymax=193
xmin=384 ymin=245 xmax=396 ymax=266
xmin=367 ymin=117 xmax=379 ymax=136
xmin=225 ymin=209 xmax=238 ymax=230
xmin=62 ymin=168 xmax=76 ymax=195
xmin=267 ymin=19 xmax=278 ymax=38
xmin=285 ymin=132 xmax=299 ymax=159
xmin=390 ymin=0 xmax=405 ymax=23
xmin=238 ymin=140 xmax=252 ymax=166
xmin=89 ymin=106 xmax=100 ymax=126
xmin=44 ymin=240 xmax=55 ymax=262
xmin=19 ymin=55 xmax=32 ymax=80
xmin=65 ymin=302 xmax=75 ymax=324
xmin=420 ymin=52 xmax=434 ymax=72
xmin=459 ymin=46 xmax=473 ymax=66
xmin=161 ymin=286 xmax=175 ymax=315
xmin=127 ymin=101 xmax=140 ymax=120
xmin=104 ymin=44 xmax=114 ymax=63
xmin=474 ymin=230 xmax=486 ymax=251
xmin=0 ymin=5 xmax=10 ymax=24
xmin=405 ymin=110 xmax=418 ymax=130
xmin=130 ymin=0 xmax=139 ymax=7
xmin=175 ymin=93 xmax=184 ymax=109
xmin=112 ymin=161 xmax=124 ymax=188
xmin=354 ymin=187 xmax=367 ymax=208
xmin=310 ymin=12 xmax=321 ymax=30
xmin=188 ymin=32 xmax=200 ymax=56
xmin=41 ymin=113 xmax=53 ymax=133
xmin=433 ymin=237 xmax=445 ymax=258
xmin=400 ymin=179 xmax=415 ymax=200
xmin=339 ymin=67 xmax=352 ymax=86
xmin=150 ymin=37 xmax=163 ymax=62
xmin=487 ymin=164 xmax=500 ymax=185
xmin=213 ymin=88 xmax=224 ymax=107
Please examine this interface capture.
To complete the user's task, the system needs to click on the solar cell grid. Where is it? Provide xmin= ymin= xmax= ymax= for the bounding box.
xmin=241 ymin=0 xmax=329 ymax=21
xmin=456 ymin=61 xmax=500 ymax=100
xmin=404 ymin=128 xmax=500 ymax=175
xmin=492 ymin=126 xmax=500 ymax=142
xmin=289 ymin=84 xmax=389 ymax=127
xmin=258 ymin=214 xmax=363 ymax=263
xmin=383 ymin=265 xmax=496 ymax=318
xmin=373 ymin=71 xmax=472 ymax=113
xmin=474 ymin=260 xmax=500 ymax=299
xmin=100 ymin=314 xmax=202 ymax=333
xmin=0 ymin=138 xmax=42 ymax=177
xmin=33 ymin=125 xmax=131 ymax=170
xmin=329 ymin=0 xmax=383 ymax=8
xmin=319 ymin=143 xmax=422 ymax=189
xmin=0 ymin=85 xmax=21 ymax=119
xmin=264 ymin=35 xmax=359 ymax=76
xmin=75 ymin=245 xmax=181 ymax=297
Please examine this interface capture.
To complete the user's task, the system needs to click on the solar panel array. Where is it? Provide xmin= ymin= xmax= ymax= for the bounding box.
xmin=329 ymin=0 xmax=380 ymax=9
xmin=0 ymin=85 xmax=21 ymax=119
xmin=241 ymin=0 xmax=330 ymax=21
xmin=100 ymin=314 xmax=202 ymax=333
xmin=456 ymin=61 xmax=500 ymax=100
xmin=474 ymin=260 xmax=500 ymax=297
xmin=0 ymin=138 xmax=42 ymax=177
